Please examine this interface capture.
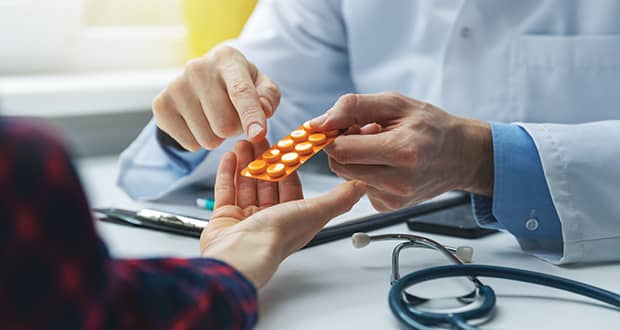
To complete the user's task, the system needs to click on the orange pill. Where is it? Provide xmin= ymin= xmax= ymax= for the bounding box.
xmin=277 ymin=138 xmax=295 ymax=152
xmin=267 ymin=163 xmax=286 ymax=178
xmin=262 ymin=149 xmax=281 ymax=163
xmin=248 ymin=160 xmax=267 ymax=174
xmin=303 ymin=121 xmax=317 ymax=133
xmin=295 ymin=142 xmax=313 ymax=155
xmin=290 ymin=129 xmax=308 ymax=142
xmin=308 ymin=133 xmax=327 ymax=146
xmin=281 ymin=152 xmax=300 ymax=166
xmin=326 ymin=129 xmax=340 ymax=137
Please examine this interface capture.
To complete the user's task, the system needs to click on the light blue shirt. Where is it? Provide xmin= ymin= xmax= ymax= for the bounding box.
xmin=119 ymin=0 xmax=620 ymax=264
xmin=472 ymin=123 xmax=563 ymax=259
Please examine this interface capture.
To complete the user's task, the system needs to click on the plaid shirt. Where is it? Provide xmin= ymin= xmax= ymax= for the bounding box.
xmin=0 ymin=119 xmax=258 ymax=330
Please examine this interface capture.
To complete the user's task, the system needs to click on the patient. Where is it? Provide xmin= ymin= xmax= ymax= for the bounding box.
xmin=0 ymin=118 xmax=365 ymax=329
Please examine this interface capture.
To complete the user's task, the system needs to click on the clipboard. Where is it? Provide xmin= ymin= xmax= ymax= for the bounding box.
xmin=94 ymin=191 xmax=471 ymax=249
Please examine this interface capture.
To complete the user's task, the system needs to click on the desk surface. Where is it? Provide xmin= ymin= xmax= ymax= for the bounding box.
xmin=78 ymin=156 xmax=620 ymax=329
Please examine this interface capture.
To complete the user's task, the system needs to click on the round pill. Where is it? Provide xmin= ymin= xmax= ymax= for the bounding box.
xmin=277 ymin=138 xmax=295 ymax=152
xmin=295 ymin=142 xmax=313 ymax=155
xmin=290 ymin=129 xmax=308 ymax=142
xmin=308 ymin=133 xmax=327 ymax=146
xmin=303 ymin=121 xmax=316 ymax=132
xmin=326 ymin=129 xmax=340 ymax=137
xmin=281 ymin=152 xmax=300 ymax=166
xmin=267 ymin=163 xmax=286 ymax=178
xmin=262 ymin=149 xmax=281 ymax=163
xmin=248 ymin=160 xmax=267 ymax=174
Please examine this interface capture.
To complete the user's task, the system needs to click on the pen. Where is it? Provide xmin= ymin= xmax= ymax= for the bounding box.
xmin=196 ymin=198 xmax=215 ymax=211
xmin=93 ymin=208 xmax=208 ymax=238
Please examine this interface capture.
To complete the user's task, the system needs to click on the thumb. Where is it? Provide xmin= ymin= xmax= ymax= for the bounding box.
xmin=300 ymin=180 xmax=367 ymax=227
xmin=309 ymin=93 xmax=404 ymax=131
xmin=258 ymin=180 xmax=367 ymax=254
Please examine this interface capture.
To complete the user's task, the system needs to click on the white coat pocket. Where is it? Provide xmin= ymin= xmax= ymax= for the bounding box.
xmin=510 ymin=34 xmax=620 ymax=124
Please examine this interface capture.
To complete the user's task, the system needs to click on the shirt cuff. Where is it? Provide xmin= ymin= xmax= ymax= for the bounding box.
xmin=472 ymin=122 xmax=564 ymax=261
xmin=117 ymin=120 xmax=210 ymax=200
xmin=187 ymin=258 xmax=259 ymax=329
xmin=162 ymin=145 xmax=209 ymax=174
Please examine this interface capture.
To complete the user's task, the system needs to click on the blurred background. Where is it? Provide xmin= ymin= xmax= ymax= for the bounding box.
xmin=0 ymin=0 xmax=256 ymax=157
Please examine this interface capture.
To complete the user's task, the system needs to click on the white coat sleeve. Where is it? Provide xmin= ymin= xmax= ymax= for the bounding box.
xmin=116 ymin=0 xmax=353 ymax=200
xmin=520 ymin=120 xmax=620 ymax=264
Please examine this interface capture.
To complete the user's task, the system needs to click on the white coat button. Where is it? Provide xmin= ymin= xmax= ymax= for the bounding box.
xmin=460 ymin=27 xmax=471 ymax=39
xmin=525 ymin=218 xmax=539 ymax=231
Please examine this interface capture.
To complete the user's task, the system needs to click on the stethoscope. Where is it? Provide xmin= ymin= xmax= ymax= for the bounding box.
xmin=352 ymin=232 xmax=620 ymax=330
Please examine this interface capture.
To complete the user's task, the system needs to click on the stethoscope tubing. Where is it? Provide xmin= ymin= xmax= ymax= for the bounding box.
xmin=389 ymin=264 xmax=620 ymax=330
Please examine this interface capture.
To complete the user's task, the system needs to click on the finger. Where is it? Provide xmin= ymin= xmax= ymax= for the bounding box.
xmin=254 ymin=71 xmax=281 ymax=118
xmin=152 ymin=93 xmax=201 ymax=151
xmin=277 ymin=171 xmax=303 ymax=203
xmin=252 ymin=139 xmax=280 ymax=207
xmin=204 ymin=86 xmax=244 ymax=138
xmin=329 ymin=158 xmax=410 ymax=197
xmin=259 ymin=180 xmax=367 ymax=253
xmin=219 ymin=57 xmax=266 ymax=141
xmin=344 ymin=123 xmax=381 ymax=136
xmin=303 ymin=180 xmax=366 ymax=224
xmin=328 ymin=157 xmax=391 ymax=184
xmin=344 ymin=124 xmax=361 ymax=135
xmin=310 ymin=93 xmax=409 ymax=131
xmin=214 ymin=152 xmax=237 ymax=209
xmin=186 ymin=65 xmax=243 ymax=139
xmin=324 ymin=133 xmax=395 ymax=165
xmin=172 ymin=82 xmax=225 ymax=150
xmin=360 ymin=123 xmax=382 ymax=135
xmin=234 ymin=140 xmax=258 ymax=208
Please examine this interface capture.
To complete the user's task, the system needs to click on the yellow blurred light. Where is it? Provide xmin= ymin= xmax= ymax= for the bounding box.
xmin=182 ymin=0 xmax=257 ymax=58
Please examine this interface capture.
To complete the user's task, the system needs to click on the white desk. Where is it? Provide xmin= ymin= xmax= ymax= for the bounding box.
xmin=78 ymin=156 xmax=620 ymax=329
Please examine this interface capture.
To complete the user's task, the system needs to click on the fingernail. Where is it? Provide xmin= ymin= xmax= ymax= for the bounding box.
xmin=247 ymin=123 xmax=263 ymax=139
xmin=259 ymin=96 xmax=273 ymax=116
xmin=310 ymin=114 xmax=328 ymax=127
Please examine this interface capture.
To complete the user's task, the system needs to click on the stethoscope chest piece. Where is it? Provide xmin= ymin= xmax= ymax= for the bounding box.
xmin=389 ymin=265 xmax=496 ymax=330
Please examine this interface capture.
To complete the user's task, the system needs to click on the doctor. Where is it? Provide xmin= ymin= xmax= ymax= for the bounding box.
xmin=119 ymin=0 xmax=620 ymax=264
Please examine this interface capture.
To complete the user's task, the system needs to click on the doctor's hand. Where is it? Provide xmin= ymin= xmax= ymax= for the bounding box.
xmin=153 ymin=46 xmax=280 ymax=151
xmin=310 ymin=93 xmax=493 ymax=212
xmin=200 ymin=139 xmax=366 ymax=288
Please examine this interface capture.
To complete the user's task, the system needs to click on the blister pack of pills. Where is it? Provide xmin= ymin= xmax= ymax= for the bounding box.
xmin=241 ymin=121 xmax=341 ymax=181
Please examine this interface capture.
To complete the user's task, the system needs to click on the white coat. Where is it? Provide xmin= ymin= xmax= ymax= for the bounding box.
xmin=118 ymin=0 xmax=620 ymax=263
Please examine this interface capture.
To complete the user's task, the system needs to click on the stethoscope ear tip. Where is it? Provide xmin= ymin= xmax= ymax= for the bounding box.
xmin=352 ymin=232 xmax=371 ymax=248
xmin=456 ymin=246 xmax=474 ymax=263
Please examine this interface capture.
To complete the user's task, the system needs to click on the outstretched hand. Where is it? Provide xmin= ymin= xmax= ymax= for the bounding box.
xmin=200 ymin=139 xmax=366 ymax=288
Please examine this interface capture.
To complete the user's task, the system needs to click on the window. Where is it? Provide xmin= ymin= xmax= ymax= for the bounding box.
xmin=84 ymin=0 xmax=183 ymax=26
xmin=0 ymin=0 xmax=187 ymax=74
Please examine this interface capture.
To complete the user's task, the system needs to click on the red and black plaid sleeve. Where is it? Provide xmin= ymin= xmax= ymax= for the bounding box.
xmin=0 ymin=119 xmax=258 ymax=330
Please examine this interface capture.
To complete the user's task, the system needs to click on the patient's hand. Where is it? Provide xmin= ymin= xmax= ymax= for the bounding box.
xmin=200 ymin=139 xmax=366 ymax=288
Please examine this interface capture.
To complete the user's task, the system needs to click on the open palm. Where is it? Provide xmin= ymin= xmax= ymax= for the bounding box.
xmin=199 ymin=139 xmax=366 ymax=288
